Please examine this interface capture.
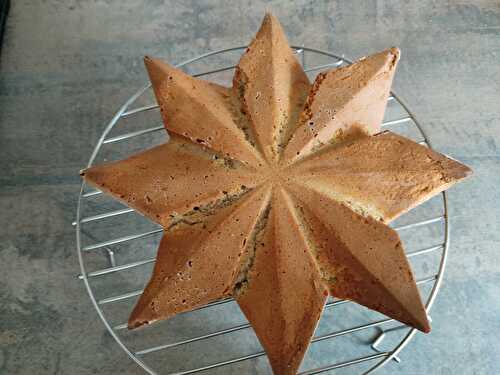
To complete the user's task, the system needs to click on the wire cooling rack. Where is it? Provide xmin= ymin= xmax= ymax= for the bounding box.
xmin=75 ymin=46 xmax=450 ymax=374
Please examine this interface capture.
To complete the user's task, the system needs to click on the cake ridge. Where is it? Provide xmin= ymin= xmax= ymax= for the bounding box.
xmin=285 ymin=181 xmax=431 ymax=333
xmin=144 ymin=55 xmax=266 ymax=168
xmin=81 ymin=134 xmax=265 ymax=229
xmin=232 ymin=66 xmax=269 ymax=163
xmin=235 ymin=184 xmax=328 ymax=374
xmin=233 ymin=12 xmax=311 ymax=164
xmin=289 ymin=130 xmax=472 ymax=223
xmin=128 ymin=183 xmax=272 ymax=329
xmin=283 ymin=47 xmax=400 ymax=163
xmin=232 ymin=183 xmax=273 ymax=297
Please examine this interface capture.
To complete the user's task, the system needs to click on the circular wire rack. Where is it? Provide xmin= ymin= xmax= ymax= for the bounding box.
xmin=75 ymin=46 xmax=450 ymax=375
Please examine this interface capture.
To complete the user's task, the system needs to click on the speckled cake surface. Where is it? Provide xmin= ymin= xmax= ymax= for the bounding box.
xmin=81 ymin=13 xmax=472 ymax=375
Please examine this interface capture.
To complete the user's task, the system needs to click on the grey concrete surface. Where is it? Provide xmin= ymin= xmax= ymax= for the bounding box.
xmin=1 ymin=1 xmax=499 ymax=374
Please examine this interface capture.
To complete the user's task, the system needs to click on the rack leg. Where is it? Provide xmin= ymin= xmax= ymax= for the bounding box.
xmin=104 ymin=248 xmax=116 ymax=267
xmin=370 ymin=315 xmax=432 ymax=363
xmin=76 ymin=246 xmax=115 ymax=279
xmin=80 ymin=228 xmax=117 ymax=268
xmin=370 ymin=329 xmax=403 ymax=363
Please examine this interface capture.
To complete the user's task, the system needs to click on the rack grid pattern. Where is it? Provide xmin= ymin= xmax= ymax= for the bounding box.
xmin=75 ymin=46 xmax=449 ymax=375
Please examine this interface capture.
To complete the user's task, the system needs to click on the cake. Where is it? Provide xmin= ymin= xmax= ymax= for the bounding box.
xmin=81 ymin=13 xmax=472 ymax=375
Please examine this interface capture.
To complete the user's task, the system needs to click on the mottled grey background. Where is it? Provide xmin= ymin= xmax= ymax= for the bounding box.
xmin=1 ymin=1 xmax=499 ymax=374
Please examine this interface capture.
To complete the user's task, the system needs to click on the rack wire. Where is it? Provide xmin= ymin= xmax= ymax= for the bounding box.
xmin=75 ymin=46 xmax=450 ymax=374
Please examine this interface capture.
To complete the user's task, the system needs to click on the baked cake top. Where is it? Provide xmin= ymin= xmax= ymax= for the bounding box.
xmin=81 ymin=13 xmax=471 ymax=375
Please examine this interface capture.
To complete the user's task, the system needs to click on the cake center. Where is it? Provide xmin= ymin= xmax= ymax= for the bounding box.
xmin=259 ymin=163 xmax=293 ymax=187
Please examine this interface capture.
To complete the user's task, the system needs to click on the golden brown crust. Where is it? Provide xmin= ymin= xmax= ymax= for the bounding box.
xmin=128 ymin=185 xmax=272 ymax=328
xmin=291 ymin=131 xmax=472 ymax=223
xmin=234 ymin=13 xmax=311 ymax=163
xmin=144 ymin=56 xmax=265 ymax=169
xmin=81 ymin=134 xmax=263 ymax=228
xmin=286 ymin=183 xmax=430 ymax=333
xmin=236 ymin=188 xmax=327 ymax=375
xmin=283 ymin=48 xmax=400 ymax=163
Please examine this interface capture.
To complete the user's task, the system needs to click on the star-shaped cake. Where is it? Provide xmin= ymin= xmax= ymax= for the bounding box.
xmin=82 ymin=14 xmax=471 ymax=375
